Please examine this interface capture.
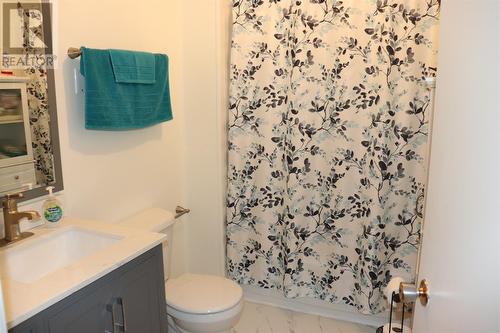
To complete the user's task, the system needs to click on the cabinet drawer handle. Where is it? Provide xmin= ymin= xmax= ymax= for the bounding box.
xmin=116 ymin=297 xmax=127 ymax=332
xmin=106 ymin=298 xmax=127 ymax=332
xmin=105 ymin=303 xmax=117 ymax=333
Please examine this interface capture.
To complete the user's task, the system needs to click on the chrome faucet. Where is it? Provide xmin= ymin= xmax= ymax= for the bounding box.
xmin=1 ymin=193 xmax=41 ymax=246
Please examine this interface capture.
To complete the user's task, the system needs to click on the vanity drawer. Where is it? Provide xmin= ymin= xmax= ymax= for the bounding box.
xmin=0 ymin=163 xmax=36 ymax=193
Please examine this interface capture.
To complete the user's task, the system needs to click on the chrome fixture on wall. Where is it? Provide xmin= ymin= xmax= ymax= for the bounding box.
xmin=175 ymin=206 xmax=190 ymax=219
xmin=67 ymin=47 xmax=82 ymax=59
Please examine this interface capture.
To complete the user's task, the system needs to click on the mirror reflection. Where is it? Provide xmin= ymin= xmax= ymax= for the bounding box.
xmin=0 ymin=89 xmax=28 ymax=160
xmin=0 ymin=0 xmax=61 ymax=197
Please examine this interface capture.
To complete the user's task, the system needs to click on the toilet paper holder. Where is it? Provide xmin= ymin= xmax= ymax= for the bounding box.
xmin=377 ymin=278 xmax=429 ymax=333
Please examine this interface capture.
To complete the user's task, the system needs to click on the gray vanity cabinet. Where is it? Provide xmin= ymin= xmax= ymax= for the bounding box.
xmin=10 ymin=245 xmax=167 ymax=333
xmin=111 ymin=255 xmax=164 ymax=333
xmin=46 ymin=284 xmax=113 ymax=333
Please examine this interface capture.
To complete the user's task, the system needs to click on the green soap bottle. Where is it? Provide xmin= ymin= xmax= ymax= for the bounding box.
xmin=42 ymin=186 xmax=63 ymax=226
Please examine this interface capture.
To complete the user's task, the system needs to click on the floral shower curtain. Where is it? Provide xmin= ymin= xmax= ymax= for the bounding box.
xmin=226 ymin=0 xmax=440 ymax=314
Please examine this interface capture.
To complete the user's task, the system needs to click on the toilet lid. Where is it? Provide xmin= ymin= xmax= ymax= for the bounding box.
xmin=165 ymin=274 xmax=243 ymax=314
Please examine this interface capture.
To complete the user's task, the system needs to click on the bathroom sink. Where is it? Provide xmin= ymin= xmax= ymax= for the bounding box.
xmin=0 ymin=227 xmax=122 ymax=284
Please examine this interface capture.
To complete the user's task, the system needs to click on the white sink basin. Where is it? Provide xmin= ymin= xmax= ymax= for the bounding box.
xmin=0 ymin=218 xmax=166 ymax=329
xmin=0 ymin=227 xmax=122 ymax=284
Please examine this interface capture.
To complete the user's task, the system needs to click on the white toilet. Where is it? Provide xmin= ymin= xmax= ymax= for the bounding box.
xmin=119 ymin=208 xmax=243 ymax=333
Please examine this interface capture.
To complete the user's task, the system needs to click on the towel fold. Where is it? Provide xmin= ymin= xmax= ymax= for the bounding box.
xmin=109 ymin=49 xmax=156 ymax=84
xmin=80 ymin=47 xmax=173 ymax=130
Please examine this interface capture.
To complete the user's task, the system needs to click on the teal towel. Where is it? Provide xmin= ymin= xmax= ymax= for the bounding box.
xmin=109 ymin=49 xmax=156 ymax=84
xmin=80 ymin=47 xmax=173 ymax=130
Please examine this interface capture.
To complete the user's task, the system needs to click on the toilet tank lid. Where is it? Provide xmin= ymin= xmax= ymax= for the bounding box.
xmin=119 ymin=208 xmax=176 ymax=232
xmin=165 ymin=274 xmax=243 ymax=314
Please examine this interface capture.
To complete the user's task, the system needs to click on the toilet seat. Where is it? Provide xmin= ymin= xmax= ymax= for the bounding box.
xmin=165 ymin=273 xmax=243 ymax=314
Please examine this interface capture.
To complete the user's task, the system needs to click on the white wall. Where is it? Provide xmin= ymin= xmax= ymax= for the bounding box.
xmin=12 ymin=0 xmax=190 ymax=277
xmin=9 ymin=0 xmax=231 ymax=278
xmin=178 ymin=0 xmax=230 ymax=276
xmin=56 ymin=0 xmax=185 ymax=222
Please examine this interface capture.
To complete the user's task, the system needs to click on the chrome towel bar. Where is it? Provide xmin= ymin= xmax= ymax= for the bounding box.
xmin=175 ymin=206 xmax=190 ymax=219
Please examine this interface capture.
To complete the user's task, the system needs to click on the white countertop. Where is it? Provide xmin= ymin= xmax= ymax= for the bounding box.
xmin=0 ymin=217 xmax=166 ymax=329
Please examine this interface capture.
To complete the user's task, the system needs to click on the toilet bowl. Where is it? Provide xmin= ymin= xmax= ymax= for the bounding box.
xmin=166 ymin=274 xmax=243 ymax=333
xmin=167 ymin=301 xmax=243 ymax=333
xmin=118 ymin=208 xmax=244 ymax=333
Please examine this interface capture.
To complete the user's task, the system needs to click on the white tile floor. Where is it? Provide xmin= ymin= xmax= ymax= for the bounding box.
xmin=232 ymin=302 xmax=374 ymax=333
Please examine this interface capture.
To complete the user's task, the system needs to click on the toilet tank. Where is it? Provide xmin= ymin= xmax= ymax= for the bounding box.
xmin=118 ymin=208 xmax=176 ymax=280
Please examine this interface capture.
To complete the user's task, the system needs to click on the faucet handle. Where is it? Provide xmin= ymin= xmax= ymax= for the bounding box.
xmin=2 ymin=193 xmax=23 ymax=208
xmin=5 ymin=193 xmax=23 ymax=200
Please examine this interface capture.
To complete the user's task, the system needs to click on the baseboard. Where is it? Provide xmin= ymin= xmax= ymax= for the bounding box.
xmin=242 ymin=285 xmax=387 ymax=328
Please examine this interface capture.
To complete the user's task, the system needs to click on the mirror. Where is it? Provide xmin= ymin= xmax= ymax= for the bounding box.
xmin=0 ymin=0 xmax=63 ymax=200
